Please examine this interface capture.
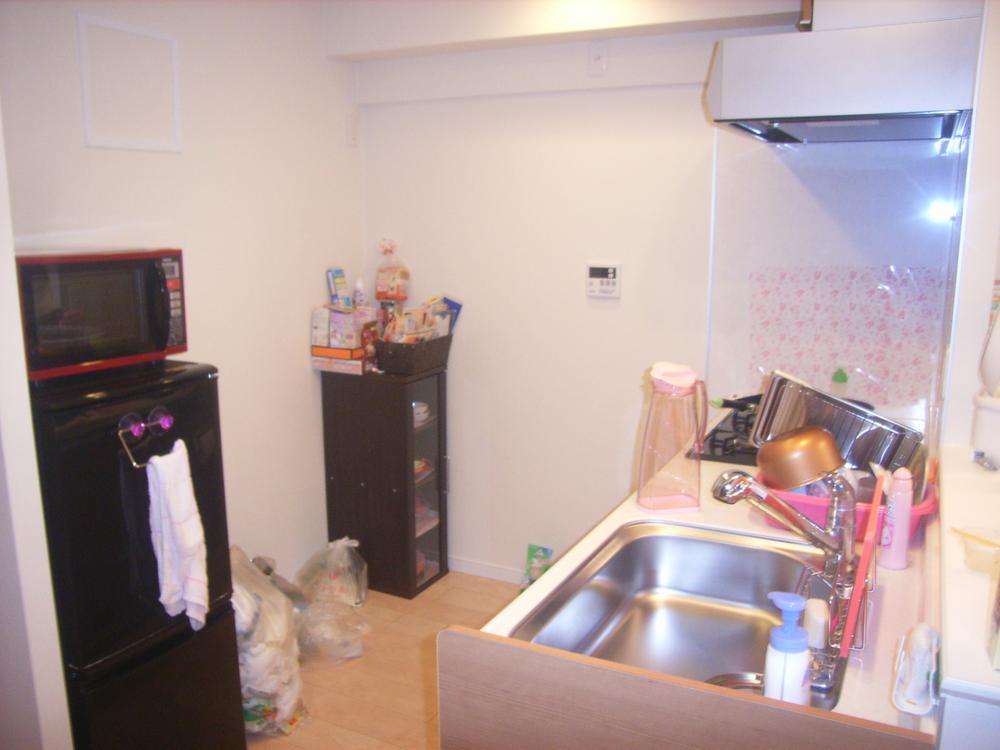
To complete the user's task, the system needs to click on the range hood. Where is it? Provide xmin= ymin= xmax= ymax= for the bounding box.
xmin=705 ymin=17 xmax=980 ymax=144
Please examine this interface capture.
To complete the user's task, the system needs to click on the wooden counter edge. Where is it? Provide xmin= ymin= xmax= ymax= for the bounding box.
xmin=437 ymin=625 xmax=934 ymax=750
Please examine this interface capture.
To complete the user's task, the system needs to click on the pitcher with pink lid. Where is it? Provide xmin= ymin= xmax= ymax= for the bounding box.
xmin=637 ymin=362 xmax=708 ymax=510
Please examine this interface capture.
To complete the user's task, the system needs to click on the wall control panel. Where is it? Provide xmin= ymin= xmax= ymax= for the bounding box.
xmin=587 ymin=264 xmax=621 ymax=299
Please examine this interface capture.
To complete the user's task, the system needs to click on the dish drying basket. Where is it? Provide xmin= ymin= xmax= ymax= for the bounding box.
xmin=751 ymin=372 xmax=928 ymax=502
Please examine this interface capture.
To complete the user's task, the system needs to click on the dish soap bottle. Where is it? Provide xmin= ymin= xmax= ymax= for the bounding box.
xmin=878 ymin=467 xmax=913 ymax=570
xmin=764 ymin=591 xmax=811 ymax=705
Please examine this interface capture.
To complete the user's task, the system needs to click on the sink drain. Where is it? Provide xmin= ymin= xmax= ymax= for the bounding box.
xmin=705 ymin=672 xmax=764 ymax=694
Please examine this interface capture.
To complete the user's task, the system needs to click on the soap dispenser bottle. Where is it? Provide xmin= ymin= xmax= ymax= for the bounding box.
xmin=764 ymin=591 xmax=811 ymax=705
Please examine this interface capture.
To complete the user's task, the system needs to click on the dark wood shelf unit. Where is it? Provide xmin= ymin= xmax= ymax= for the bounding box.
xmin=321 ymin=367 xmax=448 ymax=598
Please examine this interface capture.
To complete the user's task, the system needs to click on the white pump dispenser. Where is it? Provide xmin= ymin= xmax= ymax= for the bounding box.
xmin=763 ymin=591 xmax=811 ymax=705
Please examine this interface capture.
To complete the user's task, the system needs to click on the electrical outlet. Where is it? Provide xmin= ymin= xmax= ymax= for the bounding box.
xmin=588 ymin=41 xmax=608 ymax=77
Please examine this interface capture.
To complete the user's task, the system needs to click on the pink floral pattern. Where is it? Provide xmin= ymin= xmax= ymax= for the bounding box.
xmin=747 ymin=266 xmax=947 ymax=407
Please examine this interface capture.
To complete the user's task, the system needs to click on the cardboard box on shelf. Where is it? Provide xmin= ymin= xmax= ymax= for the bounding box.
xmin=311 ymin=356 xmax=364 ymax=376
xmin=329 ymin=307 xmax=361 ymax=348
xmin=311 ymin=345 xmax=364 ymax=360
xmin=312 ymin=321 xmax=379 ymax=376
xmin=311 ymin=307 xmax=331 ymax=346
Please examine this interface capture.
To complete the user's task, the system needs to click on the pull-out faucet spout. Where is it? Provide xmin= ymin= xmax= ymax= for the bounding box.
xmin=712 ymin=470 xmax=839 ymax=552
xmin=712 ymin=469 xmax=856 ymax=580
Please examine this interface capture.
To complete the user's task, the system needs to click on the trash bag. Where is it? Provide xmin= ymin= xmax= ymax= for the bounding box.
xmin=295 ymin=537 xmax=368 ymax=608
xmin=294 ymin=538 xmax=370 ymax=661
xmin=252 ymin=555 xmax=307 ymax=610
xmin=230 ymin=546 xmax=307 ymax=735
xmin=297 ymin=598 xmax=370 ymax=661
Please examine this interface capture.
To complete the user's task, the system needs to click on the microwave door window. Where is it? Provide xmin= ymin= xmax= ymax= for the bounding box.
xmin=31 ymin=266 xmax=152 ymax=365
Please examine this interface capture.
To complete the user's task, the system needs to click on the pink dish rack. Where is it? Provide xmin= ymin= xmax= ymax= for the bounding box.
xmin=758 ymin=478 xmax=939 ymax=542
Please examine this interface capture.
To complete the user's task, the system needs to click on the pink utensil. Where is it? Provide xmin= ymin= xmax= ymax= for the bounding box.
xmin=840 ymin=474 xmax=886 ymax=658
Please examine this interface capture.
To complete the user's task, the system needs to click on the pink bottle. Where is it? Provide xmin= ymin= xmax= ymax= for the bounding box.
xmin=878 ymin=467 xmax=913 ymax=570
xmin=637 ymin=362 xmax=707 ymax=510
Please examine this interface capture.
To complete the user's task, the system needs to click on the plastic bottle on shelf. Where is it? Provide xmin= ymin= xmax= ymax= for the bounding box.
xmin=878 ymin=467 xmax=913 ymax=570
xmin=763 ymin=591 xmax=811 ymax=705
xmin=353 ymin=278 xmax=369 ymax=309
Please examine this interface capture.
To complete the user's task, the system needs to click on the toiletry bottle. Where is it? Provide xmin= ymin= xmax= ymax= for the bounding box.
xmin=764 ymin=591 xmax=811 ymax=705
xmin=878 ymin=467 xmax=913 ymax=570
xmin=353 ymin=278 xmax=369 ymax=308
xmin=803 ymin=598 xmax=830 ymax=651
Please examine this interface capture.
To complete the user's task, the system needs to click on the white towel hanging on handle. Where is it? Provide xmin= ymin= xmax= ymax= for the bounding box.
xmin=147 ymin=439 xmax=209 ymax=630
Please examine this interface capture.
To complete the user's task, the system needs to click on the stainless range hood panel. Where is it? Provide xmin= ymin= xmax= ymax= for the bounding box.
xmin=725 ymin=110 xmax=971 ymax=144
xmin=706 ymin=17 xmax=980 ymax=143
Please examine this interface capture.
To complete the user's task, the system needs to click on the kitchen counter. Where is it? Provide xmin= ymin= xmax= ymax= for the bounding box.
xmin=936 ymin=446 xmax=1000 ymax=745
xmin=484 ymin=457 xmax=939 ymax=735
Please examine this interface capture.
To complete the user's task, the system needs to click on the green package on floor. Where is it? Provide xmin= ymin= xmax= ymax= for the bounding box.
xmin=521 ymin=544 xmax=554 ymax=590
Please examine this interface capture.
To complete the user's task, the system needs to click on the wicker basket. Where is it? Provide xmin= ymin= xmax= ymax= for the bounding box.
xmin=374 ymin=335 xmax=451 ymax=375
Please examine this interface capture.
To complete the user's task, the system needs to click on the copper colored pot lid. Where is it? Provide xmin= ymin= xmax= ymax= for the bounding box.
xmin=758 ymin=426 xmax=845 ymax=490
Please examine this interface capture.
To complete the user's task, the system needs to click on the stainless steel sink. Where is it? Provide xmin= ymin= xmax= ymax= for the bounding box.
xmin=510 ymin=521 xmax=827 ymax=684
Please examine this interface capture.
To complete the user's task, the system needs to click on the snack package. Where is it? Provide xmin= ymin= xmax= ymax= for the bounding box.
xmin=375 ymin=239 xmax=410 ymax=302
xmin=326 ymin=267 xmax=349 ymax=306
xmin=520 ymin=544 xmax=554 ymax=591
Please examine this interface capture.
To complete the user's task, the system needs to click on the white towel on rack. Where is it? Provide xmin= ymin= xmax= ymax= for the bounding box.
xmin=147 ymin=439 xmax=209 ymax=631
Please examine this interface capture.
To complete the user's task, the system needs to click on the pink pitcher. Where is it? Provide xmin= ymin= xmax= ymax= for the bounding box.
xmin=637 ymin=362 xmax=708 ymax=510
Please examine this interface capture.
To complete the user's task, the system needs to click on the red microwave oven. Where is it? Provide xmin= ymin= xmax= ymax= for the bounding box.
xmin=17 ymin=249 xmax=188 ymax=380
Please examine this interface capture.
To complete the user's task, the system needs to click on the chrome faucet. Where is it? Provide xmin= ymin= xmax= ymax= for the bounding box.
xmin=711 ymin=425 xmax=862 ymax=697
xmin=712 ymin=434 xmax=860 ymax=706
xmin=712 ymin=469 xmax=856 ymax=584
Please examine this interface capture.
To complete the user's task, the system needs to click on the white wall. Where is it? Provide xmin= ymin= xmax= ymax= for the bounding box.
xmin=0 ymin=0 xmax=364 ymax=576
xmin=944 ymin=0 xmax=1000 ymax=447
xmin=356 ymin=35 xmax=718 ymax=579
xmin=0 ymin=98 xmax=72 ymax=749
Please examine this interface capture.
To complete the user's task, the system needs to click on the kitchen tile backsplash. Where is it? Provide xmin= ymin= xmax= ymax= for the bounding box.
xmin=708 ymin=132 xmax=968 ymax=435
xmin=746 ymin=264 xmax=947 ymax=409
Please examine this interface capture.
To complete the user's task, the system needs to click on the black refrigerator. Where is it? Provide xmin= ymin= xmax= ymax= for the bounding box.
xmin=30 ymin=360 xmax=245 ymax=750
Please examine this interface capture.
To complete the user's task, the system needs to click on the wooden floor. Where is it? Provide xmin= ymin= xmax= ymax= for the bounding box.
xmin=247 ymin=572 xmax=521 ymax=750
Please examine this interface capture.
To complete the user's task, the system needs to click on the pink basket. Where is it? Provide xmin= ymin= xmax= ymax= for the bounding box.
xmin=759 ymin=478 xmax=938 ymax=541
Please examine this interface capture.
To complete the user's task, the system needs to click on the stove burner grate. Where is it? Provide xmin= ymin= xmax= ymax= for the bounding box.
xmin=696 ymin=407 xmax=759 ymax=466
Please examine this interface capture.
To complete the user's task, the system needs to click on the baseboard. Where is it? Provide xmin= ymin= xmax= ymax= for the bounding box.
xmin=448 ymin=555 xmax=522 ymax=584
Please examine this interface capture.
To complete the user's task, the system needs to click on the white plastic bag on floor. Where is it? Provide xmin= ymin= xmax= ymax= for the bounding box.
xmin=295 ymin=538 xmax=370 ymax=661
xmin=230 ymin=546 xmax=307 ymax=735
xmin=295 ymin=537 xmax=368 ymax=607
xmin=297 ymin=598 xmax=370 ymax=661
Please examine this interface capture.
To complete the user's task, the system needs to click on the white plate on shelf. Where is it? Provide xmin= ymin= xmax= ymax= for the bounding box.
xmin=412 ymin=401 xmax=431 ymax=427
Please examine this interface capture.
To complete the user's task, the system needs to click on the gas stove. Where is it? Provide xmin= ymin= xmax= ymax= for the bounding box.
xmin=695 ymin=396 xmax=761 ymax=466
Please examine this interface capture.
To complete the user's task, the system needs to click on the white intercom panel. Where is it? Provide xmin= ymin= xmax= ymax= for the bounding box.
xmin=586 ymin=263 xmax=621 ymax=299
